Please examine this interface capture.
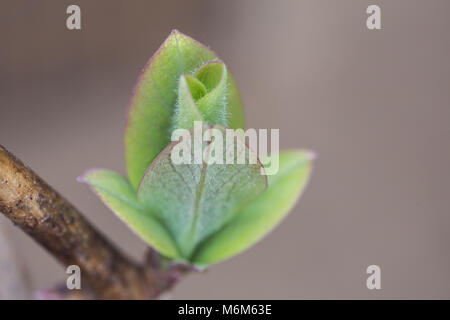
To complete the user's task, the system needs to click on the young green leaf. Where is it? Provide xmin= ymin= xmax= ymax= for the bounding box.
xmin=125 ymin=30 xmax=245 ymax=190
xmin=192 ymin=150 xmax=314 ymax=266
xmin=184 ymin=75 xmax=207 ymax=101
xmin=171 ymin=75 xmax=205 ymax=131
xmin=195 ymin=62 xmax=229 ymax=126
xmin=171 ymin=62 xmax=231 ymax=132
xmin=78 ymin=169 xmax=181 ymax=259
xmin=136 ymin=124 xmax=267 ymax=259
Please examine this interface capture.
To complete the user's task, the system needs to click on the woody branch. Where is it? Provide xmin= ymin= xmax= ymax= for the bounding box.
xmin=0 ymin=145 xmax=188 ymax=299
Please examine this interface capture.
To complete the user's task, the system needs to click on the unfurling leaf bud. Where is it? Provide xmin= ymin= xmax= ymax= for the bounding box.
xmin=79 ymin=30 xmax=314 ymax=267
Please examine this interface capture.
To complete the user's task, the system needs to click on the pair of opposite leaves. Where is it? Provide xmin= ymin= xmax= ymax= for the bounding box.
xmin=79 ymin=30 xmax=314 ymax=268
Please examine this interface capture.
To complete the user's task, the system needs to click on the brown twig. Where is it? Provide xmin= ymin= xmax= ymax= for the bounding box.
xmin=0 ymin=145 xmax=189 ymax=299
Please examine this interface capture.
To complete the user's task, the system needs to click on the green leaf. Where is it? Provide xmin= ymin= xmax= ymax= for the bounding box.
xmin=192 ymin=150 xmax=314 ymax=266
xmin=171 ymin=75 xmax=205 ymax=132
xmin=136 ymin=124 xmax=267 ymax=259
xmin=125 ymin=30 xmax=245 ymax=190
xmin=78 ymin=169 xmax=181 ymax=259
xmin=195 ymin=62 xmax=229 ymax=127
xmin=184 ymin=75 xmax=207 ymax=101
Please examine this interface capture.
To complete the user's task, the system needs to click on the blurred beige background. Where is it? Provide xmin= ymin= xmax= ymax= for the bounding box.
xmin=1 ymin=0 xmax=449 ymax=299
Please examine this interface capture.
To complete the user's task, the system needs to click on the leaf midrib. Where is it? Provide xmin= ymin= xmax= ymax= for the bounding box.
xmin=184 ymin=135 xmax=220 ymax=258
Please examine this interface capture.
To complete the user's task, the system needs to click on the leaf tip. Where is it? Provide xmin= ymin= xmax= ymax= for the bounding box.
xmin=170 ymin=28 xmax=181 ymax=36
xmin=76 ymin=168 xmax=102 ymax=184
